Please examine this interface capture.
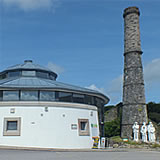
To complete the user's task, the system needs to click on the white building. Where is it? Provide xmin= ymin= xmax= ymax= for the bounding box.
xmin=0 ymin=60 xmax=109 ymax=149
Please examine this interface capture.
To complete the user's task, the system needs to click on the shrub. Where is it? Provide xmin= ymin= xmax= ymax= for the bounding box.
xmin=104 ymin=118 xmax=120 ymax=137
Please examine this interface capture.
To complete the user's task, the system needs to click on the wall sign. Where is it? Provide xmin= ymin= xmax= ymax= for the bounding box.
xmin=71 ymin=124 xmax=77 ymax=130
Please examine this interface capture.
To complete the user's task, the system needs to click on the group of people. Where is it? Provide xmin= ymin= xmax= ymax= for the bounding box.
xmin=132 ymin=121 xmax=156 ymax=143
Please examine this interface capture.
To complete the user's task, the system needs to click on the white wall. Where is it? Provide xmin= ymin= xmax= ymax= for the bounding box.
xmin=0 ymin=102 xmax=99 ymax=149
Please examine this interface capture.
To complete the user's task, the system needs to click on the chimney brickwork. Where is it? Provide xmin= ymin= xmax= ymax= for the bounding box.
xmin=121 ymin=7 xmax=148 ymax=138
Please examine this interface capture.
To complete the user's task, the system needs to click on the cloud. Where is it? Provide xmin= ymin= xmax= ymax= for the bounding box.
xmin=86 ymin=84 xmax=106 ymax=94
xmin=47 ymin=62 xmax=64 ymax=74
xmin=106 ymin=75 xmax=123 ymax=104
xmin=107 ymin=75 xmax=123 ymax=94
xmin=105 ymin=58 xmax=160 ymax=104
xmin=2 ymin=0 xmax=60 ymax=11
xmin=144 ymin=58 xmax=160 ymax=84
xmin=86 ymin=83 xmax=122 ymax=105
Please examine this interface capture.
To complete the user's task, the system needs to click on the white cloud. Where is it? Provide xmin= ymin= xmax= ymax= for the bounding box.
xmin=86 ymin=83 xmax=122 ymax=105
xmin=47 ymin=62 xmax=64 ymax=74
xmin=106 ymin=75 xmax=123 ymax=104
xmin=2 ymin=0 xmax=60 ymax=11
xmin=107 ymin=75 xmax=123 ymax=93
xmin=144 ymin=58 xmax=160 ymax=84
xmin=86 ymin=84 xmax=106 ymax=94
xmin=105 ymin=58 xmax=160 ymax=104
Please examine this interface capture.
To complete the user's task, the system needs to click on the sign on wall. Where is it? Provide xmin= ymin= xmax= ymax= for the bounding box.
xmin=71 ymin=124 xmax=77 ymax=130
xmin=91 ymin=124 xmax=98 ymax=137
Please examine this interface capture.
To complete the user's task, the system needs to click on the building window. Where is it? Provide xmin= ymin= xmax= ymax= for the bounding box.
xmin=73 ymin=94 xmax=85 ymax=104
xmin=78 ymin=119 xmax=90 ymax=136
xmin=22 ymin=71 xmax=36 ymax=77
xmin=8 ymin=71 xmax=21 ymax=78
xmin=85 ymin=95 xmax=95 ymax=105
xmin=3 ymin=117 xmax=21 ymax=136
xmin=49 ymin=73 xmax=56 ymax=80
xmin=3 ymin=91 xmax=19 ymax=101
xmin=0 ymin=73 xmax=7 ymax=80
xmin=40 ymin=91 xmax=55 ymax=101
xmin=21 ymin=90 xmax=38 ymax=101
xmin=59 ymin=92 xmax=72 ymax=102
xmin=95 ymin=97 xmax=104 ymax=107
xmin=0 ymin=91 xmax=2 ymax=101
xmin=36 ymin=71 xmax=49 ymax=79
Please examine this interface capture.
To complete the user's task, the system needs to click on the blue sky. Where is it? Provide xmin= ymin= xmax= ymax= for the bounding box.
xmin=0 ymin=0 xmax=160 ymax=105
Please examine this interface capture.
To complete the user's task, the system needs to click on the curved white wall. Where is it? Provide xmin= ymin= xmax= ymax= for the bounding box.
xmin=0 ymin=101 xmax=99 ymax=149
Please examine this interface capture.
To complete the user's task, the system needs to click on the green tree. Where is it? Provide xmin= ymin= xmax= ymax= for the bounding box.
xmin=147 ymin=102 xmax=160 ymax=124
xmin=104 ymin=118 xmax=120 ymax=137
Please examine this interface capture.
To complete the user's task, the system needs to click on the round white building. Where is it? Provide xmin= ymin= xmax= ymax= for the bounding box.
xmin=0 ymin=60 xmax=109 ymax=149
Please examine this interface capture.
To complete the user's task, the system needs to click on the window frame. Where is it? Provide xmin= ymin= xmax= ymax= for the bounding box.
xmin=73 ymin=93 xmax=85 ymax=104
xmin=3 ymin=90 xmax=19 ymax=101
xmin=3 ymin=117 xmax=21 ymax=136
xmin=39 ymin=91 xmax=55 ymax=101
xmin=78 ymin=119 xmax=90 ymax=136
xmin=58 ymin=91 xmax=73 ymax=102
xmin=22 ymin=70 xmax=36 ymax=77
xmin=7 ymin=71 xmax=21 ymax=78
xmin=20 ymin=90 xmax=38 ymax=101
xmin=36 ymin=71 xmax=49 ymax=79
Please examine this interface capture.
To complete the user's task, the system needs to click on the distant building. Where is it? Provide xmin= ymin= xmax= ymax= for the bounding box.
xmin=0 ymin=60 xmax=109 ymax=149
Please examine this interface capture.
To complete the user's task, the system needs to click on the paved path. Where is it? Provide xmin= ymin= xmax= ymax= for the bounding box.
xmin=0 ymin=149 xmax=159 ymax=160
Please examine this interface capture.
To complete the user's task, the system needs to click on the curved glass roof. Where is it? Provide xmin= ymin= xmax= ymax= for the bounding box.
xmin=0 ymin=60 xmax=109 ymax=104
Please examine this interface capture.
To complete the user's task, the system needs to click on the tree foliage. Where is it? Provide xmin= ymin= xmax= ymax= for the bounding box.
xmin=147 ymin=102 xmax=160 ymax=124
xmin=104 ymin=102 xmax=160 ymax=137
xmin=104 ymin=118 xmax=120 ymax=138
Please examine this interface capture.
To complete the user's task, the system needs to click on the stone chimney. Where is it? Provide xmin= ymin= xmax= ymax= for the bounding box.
xmin=121 ymin=7 xmax=148 ymax=138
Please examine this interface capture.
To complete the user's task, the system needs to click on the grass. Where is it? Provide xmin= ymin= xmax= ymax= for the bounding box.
xmin=109 ymin=136 xmax=160 ymax=148
xmin=151 ymin=143 xmax=160 ymax=148
xmin=110 ymin=136 xmax=123 ymax=143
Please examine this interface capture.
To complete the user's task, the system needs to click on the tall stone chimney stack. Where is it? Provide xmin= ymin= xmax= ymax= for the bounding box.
xmin=121 ymin=7 xmax=148 ymax=138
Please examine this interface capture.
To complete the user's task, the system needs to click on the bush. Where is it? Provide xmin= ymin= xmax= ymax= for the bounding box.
xmin=147 ymin=102 xmax=160 ymax=123
xmin=104 ymin=118 xmax=120 ymax=137
xmin=147 ymin=102 xmax=160 ymax=114
xmin=148 ymin=112 xmax=160 ymax=124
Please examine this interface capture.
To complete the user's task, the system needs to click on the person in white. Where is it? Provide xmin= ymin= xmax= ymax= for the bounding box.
xmin=148 ymin=122 xmax=156 ymax=143
xmin=132 ymin=122 xmax=139 ymax=142
xmin=140 ymin=122 xmax=148 ymax=142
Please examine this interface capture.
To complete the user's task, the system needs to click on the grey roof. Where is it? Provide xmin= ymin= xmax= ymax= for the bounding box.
xmin=0 ymin=76 xmax=98 ymax=93
xmin=0 ymin=60 xmax=109 ymax=103
xmin=0 ymin=76 xmax=109 ymax=103
xmin=6 ymin=60 xmax=54 ymax=73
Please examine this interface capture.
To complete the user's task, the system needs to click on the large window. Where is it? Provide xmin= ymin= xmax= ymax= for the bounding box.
xmin=8 ymin=71 xmax=21 ymax=78
xmin=3 ymin=117 xmax=21 ymax=136
xmin=0 ymin=74 xmax=7 ymax=80
xmin=22 ymin=71 xmax=36 ymax=77
xmin=59 ymin=92 xmax=72 ymax=102
xmin=85 ymin=95 xmax=95 ymax=105
xmin=0 ymin=91 xmax=2 ymax=101
xmin=0 ymin=89 xmax=104 ymax=106
xmin=36 ymin=71 xmax=49 ymax=79
xmin=40 ymin=91 xmax=55 ymax=101
xmin=95 ymin=97 xmax=104 ymax=107
xmin=73 ymin=93 xmax=85 ymax=104
xmin=78 ymin=119 xmax=90 ymax=136
xmin=49 ymin=73 xmax=56 ymax=80
xmin=21 ymin=91 xmax=38 ymax=101
xmin=3 ymin=91 xmax=19 ymax=101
